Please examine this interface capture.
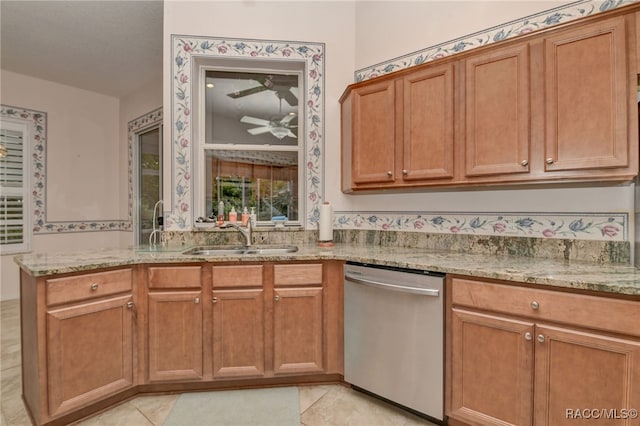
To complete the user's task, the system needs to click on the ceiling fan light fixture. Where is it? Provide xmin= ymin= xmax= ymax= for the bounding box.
xmin=270 ymin=126 xmax=289 ymax=140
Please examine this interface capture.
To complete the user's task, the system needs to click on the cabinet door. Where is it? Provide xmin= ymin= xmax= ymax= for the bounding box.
xmin=212 ymin=289 xmax=265 ymax=378
xmin=534 ymin=324 xmax=640 ymax=426
xmin=465 ymin=43 xmax=530 ymax=177
xmin=147 ymin=291 xmax=203 ymax=381
xmin=351 ymin=79 xmax=397 ymax=185
xmin=544 ymin=16 xmax=629 ymax=171
xmin=273 ymin=287 xmax=324 ymax=375
xmin=46 ymin=295 xmax=134 ymax=417
xmin=402 ymin=63 xmax=454 ymax=180
xmin=449 ymin=308 xmax=534 ymax=426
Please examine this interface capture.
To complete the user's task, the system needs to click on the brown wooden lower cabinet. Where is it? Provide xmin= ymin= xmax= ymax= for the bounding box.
xmin=46 ymin=295 xmax=135 ymax=418
xmin=447 ymin=276 xmax=640 ymax=426
xmin=273 ymin=286 xmax=324 ymax=375
xmin=20 ymin=260 xmax=344 ymax=425
xmin=212 ymin=288 xmax=265 ymax=378
xmin=147 ymin=291 xmax=203 ymax=382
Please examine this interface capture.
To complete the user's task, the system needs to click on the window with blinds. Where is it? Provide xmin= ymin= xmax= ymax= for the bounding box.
xmin=0 ymin=121 xmax=30 ymax=253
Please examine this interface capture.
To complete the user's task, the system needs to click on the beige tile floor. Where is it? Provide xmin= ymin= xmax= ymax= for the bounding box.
xmin=0 ymin=299 xmax=438 ymax=426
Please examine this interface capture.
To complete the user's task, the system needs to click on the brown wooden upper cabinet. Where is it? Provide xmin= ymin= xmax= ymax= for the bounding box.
xmin=464 ymin=43 xmax=530 ymax=178
xmin=341 ymin=63 xmax=455 ymax=191
xmin=340 ymin=5 xmax=639 ymax=192
xmin=543 ymin=16 xmax=629 ymax=172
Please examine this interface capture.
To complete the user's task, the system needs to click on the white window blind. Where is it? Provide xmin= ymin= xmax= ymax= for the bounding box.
xmin=0 ymin=121 xmax=30 ymax=254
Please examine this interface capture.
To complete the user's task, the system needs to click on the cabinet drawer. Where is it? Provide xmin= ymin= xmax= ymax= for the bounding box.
xmin=148 ymin=266 xmax=202 ymax=289
xmin=46 ymin=269 xmax=132 ymax=306
xmin=451 ymin=277 xmax=640 ymax=337
xmin=212 ymin=265 xmax=263 ymax=288
xmin=274 ymin=264 xmax=323 ymax=286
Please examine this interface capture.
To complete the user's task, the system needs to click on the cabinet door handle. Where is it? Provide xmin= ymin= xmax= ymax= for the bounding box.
xmin=524 ymin=332 xmax=532 ymax=341
xmin=545 ymin=158 xmax=554 ymax=165
xmin=530 ymin=301 xmax=539 ymax=310
xmin=212 ymin=297 xmax=218 ymax=303
xmin=537 ymin=334 xmax=545 ymax=343
xmin=127 ymin=300 xmax=137 ymax=320
xmin=90 ymin=282 xmax=99 ymax=291
xmin=274 ymin=294 xmax=280 ymax=301
xmin=387 ymin=171 xmax=393 ymax=177
xmin=520 ymin=160 xmax=528 ymax=167
xmin=402 ymin=169 xmax=408 ymax=175
xmin=194 ymin=297 xmax=200 ymax=304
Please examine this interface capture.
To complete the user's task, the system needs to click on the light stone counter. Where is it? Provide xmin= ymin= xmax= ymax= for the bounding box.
xmin=14 ymin=243 xmax=640 ymax=297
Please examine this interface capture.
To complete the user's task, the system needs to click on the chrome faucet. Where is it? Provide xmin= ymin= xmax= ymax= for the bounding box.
xmin=149 ymin=200 xmax=164 ymax=248
xmin=222 ymin=221 xmax=253 ymax=247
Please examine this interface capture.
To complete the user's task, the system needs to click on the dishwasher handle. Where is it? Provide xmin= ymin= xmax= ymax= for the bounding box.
xmin=345 ymin=272 xmax=440 ymax=297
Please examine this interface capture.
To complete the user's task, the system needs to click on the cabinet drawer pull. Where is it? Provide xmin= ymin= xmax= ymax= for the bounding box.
xmin=537 ymin=334 xmax=545 ymax=343
xmin=212 ymin=297 xmax=218 ymax=303
xmin=545 ymin=158 xmax=554 ymax=165
xmin=194 ymin=297 xmax=200 ymax=304
xmin=520 ymin=160 xmax=528 ymax=166
xmin=530 ymin=301 xmax=539 ymax=310
xmin=90 ymin=282 xmax=99 ymax=291
xmin=274 ymin=294 xmax=280 ymax=301
xmin=524 ymin=332 xmax=532 ymax=341
xmin=127 ymin=301 xmax=134 ymax=309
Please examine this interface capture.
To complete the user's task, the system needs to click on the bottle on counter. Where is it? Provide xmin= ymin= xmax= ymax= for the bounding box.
xmin=229 ymin=206 xmax=237 ymax=223
xmin=241 ymin=207 xmax=250 ymax=227
xmin=250 ymin=207 xmax=257 ymax=226
xmin=217 ymin=201 xmax=225 ymax=226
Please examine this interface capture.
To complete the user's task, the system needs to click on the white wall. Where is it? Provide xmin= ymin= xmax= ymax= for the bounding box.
xmin=354 ymin=1 xmax=570 ymax=70
xmin=0 ymin=70 xmax=142 ymax=300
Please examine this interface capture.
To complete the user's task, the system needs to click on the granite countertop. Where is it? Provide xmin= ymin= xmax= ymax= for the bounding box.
xmin=14 ymin=243 xmax=640 ymax=297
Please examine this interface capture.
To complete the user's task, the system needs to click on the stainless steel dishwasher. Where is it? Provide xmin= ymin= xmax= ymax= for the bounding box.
xmin=344 ymin=262 xmax=444 ymax=422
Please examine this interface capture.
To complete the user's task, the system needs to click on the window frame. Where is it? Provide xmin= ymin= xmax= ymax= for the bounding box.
xmin=195 ymin=64 xmax=305 ymax=226
xmin=0 ymin=118 xmax=31 ymax=254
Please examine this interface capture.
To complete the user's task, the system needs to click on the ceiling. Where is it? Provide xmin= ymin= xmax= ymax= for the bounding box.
xmin=1 ymin=0 xmax=163 ymax=99
xmin=1 ymin=1 xmax=300 ymax=145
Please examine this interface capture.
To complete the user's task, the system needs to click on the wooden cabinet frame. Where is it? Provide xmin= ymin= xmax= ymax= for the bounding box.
xmin=446 ymin=275 xmax=640 ymax=426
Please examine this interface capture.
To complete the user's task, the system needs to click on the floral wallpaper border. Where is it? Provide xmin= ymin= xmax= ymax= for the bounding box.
xmin=1 ymin=105 xmax=131 ymax=234
xmin=355 ymin=0 xmax=638 ymax=82
xmin=127 ymin=107 xmax=163 ymax=222
xmin=333 ymin=211 xmax=628 ymax=241
xmin=168 ymin=35 xmax=325 ymax=230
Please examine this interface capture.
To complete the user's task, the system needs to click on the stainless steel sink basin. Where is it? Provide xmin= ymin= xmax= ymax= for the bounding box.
xmin=182 ymin=244 xmax=298 ymax=256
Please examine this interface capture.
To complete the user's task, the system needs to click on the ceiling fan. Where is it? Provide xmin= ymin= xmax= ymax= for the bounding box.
xmin=241 ymin=95 xmax=298 ymax=140
xmin=240 ymin=113 xmax=297 ymax=140
xmin=227 ymin=74 xmax=298 ymax=106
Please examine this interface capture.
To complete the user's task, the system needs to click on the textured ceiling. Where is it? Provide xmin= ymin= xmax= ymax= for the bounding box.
xmin=1 ymin=0 xmax=163 ymax=99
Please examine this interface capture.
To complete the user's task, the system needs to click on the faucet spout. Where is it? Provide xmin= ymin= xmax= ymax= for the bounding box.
xmin=222 ymin=221 xmax=253 ymax=247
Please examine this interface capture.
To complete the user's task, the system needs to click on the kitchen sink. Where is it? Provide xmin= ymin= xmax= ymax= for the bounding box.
xmin=182 ymin=244 xmax=298 ymax=256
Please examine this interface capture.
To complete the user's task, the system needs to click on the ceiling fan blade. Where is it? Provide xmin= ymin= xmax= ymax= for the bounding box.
xmin=280 ymin=114 xmax=296 ymax=125
xmin=281 ymin=89 xmax=298 ymax=106
xmin=247 ymin=126 xmax=272 ymax=135
xmin=227 ymin=85 xmax=268 ymax=99
xmin=241 ymin=116 xmax=271 ymax=126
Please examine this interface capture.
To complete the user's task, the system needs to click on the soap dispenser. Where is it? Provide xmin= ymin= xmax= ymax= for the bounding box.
xmin=241 ymin=207 xmax=250 ymax=227
xmin=250 ymin=207 xmax=257 ymax=226
xmin=229 ymin=206 xmax=237 ymax=223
